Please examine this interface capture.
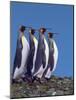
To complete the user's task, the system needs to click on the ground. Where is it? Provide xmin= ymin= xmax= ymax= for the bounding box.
xmin=10 ymin=75 xmax=74 ymax=99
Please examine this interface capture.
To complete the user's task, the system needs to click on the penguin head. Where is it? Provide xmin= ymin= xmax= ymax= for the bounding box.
xmin=19 ymin=25 xmax=26 ymax=33
xmin=39 ymin=28 xmax=46 ymax=34
xmin=29 ymin=29 xmax=35 ymax=35
xmin=48 ymin=32 xmax=53 ymax=38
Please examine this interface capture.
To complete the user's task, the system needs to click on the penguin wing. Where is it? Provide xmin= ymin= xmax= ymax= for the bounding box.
xmin=26 ymin=35 xmax=36 ymax=74
xmin=52 ymin=40 xmax=58 ymax=72
xmin=33 ymin=43 xmax=43 ymax=74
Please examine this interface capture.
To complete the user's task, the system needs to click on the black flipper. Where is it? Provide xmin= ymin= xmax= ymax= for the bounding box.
xmin=26 ymin=34 xmax=35 ymax=76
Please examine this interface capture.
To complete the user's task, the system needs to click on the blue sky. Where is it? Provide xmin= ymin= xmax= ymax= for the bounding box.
xmin=10 ymin=2 xmax=74 ymax=77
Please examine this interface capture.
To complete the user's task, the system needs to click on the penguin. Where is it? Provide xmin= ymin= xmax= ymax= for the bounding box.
xmin=26 ymin=29 xmax=38 ymax=78
xmin=12 ymin=26 xmax=30 ymax=81
xmin=44 ymin=32 xmax=58 ymax=79
xmin=33 ymin=28 xmax=49 ymax=82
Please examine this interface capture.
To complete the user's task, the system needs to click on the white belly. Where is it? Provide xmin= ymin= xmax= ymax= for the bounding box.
xmin=52 ymin=40 xmax=58 ymax=72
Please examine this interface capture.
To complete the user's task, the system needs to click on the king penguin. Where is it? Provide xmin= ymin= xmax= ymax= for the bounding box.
xmin=33 ymin=28 xmax=49 ymax=81
xmin=26 ymin=29 xmax=38 ymax=77
xmin=12 ymin=26 xmax=30 ymax=81
xmin=44 ymin=32 xmax=58 ymax=79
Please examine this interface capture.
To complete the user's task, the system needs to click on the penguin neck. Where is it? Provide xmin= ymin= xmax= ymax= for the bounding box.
xmin=30 ymin=34 xmax=34 ymax=39
xmin=40 ymin=33 xmax=45 ymax=38
xmin=20 ymin=32 xmax=24 ymax=37
xmin=31 ymin=33 xmax=34 ymax=36
xmin=48 ymin=37 xmax=53 ymax=41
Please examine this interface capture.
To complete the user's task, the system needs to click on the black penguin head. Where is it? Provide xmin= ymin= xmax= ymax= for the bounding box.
xmin=48 ymin=32 xmax=53 ymax=38
xmin=20 ymin=25 xmax=26 ymax=32
xmin=39 ymin=28 xmax=46 ymax=34
xmin=29 ymin=29 xmax=35 ymax=35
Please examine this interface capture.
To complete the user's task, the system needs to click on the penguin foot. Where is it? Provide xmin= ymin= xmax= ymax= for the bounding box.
xmin=21 ymin=76 xmax=27 ymax=82
xmin=11 ymin=79 xmax=15 ymax=84
xmin=32 ymin=76 xmax=36 ymax=83
xmin=36 ymin=77 xmax=43 ymax=84
xmin=17 ymin=79 xmax=23 ymax=83
xmin=21 ymin=74 xmax=31 ymax=82
xmin=12 ymin=79 xmax=19 ymax=84
xmin=27 ymin=77 xmax=32 ymax=83
xmin=12 ymin=79 xmax=23 ymax=84
xmin=32 ymin=77 xmax=43 ymax=84
xmin=45 ymin=77 xmax=50 ymax=81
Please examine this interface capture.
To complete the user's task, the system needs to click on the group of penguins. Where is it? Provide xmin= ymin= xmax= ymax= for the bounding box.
xmin=12 ymin=25 xmax=58 ymax=84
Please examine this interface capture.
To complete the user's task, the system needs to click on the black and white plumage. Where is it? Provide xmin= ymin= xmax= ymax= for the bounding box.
xmin=44 ymin=39 xmax=58 ymax=79
xmin=33 ymin=33 xmax=49 ymax=79
xmin=12 ymin=33 xmax=30 ymax=79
